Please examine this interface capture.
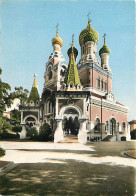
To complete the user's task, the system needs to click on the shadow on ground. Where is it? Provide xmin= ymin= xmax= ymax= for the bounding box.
xmin=0 ymin=161 xmax=135 ymax=196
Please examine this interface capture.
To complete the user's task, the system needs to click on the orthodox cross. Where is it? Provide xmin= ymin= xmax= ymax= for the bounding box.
xmin=103 ymin=33 xmax=107 ymax=45
xmin=72 ymin=34 xmax=74 ymax=44
xmin=103 ymin=33 xmax=107 ymax=39
xmin=87 ymin=12 xmax=91 ymax=20
xmin=87 ymin=12 xmax=92 ymax=22
xmin=56 ymin=23 xmax=59 ymax=36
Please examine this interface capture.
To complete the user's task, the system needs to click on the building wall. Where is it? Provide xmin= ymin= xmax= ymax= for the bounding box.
xmin=90 ymin=104 xmax=127 ymax=124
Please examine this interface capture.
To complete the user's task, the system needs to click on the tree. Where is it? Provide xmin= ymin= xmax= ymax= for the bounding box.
xmin=11 ymin=86 xmax=29 ymax=104
xmin=39 ymin=122 xmax=53 ymax=141
xmin=0 ymin=68 xmax=12 ymax=116
xmin=28 ymin=87 xmax=40 ymax=103
xmin=0 ymin=117 xmax=12 ymax=134
xmin=10 ymin=109 xmax=21 ymax=124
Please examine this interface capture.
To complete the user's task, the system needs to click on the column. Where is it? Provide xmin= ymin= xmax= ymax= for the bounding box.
xmin=54 ymin=119 xmax=64 ymax=143
xmin=78 ymin=119 xmax=87 ymax=144
xmin=20 ymin=125 xmax=27 ymax=139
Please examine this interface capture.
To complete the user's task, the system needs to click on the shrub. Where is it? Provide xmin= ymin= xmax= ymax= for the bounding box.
xmin=12 ymin=126 xmax=22 ymax=133
xmin=39 ymin=122 xmax=53 ymax=141
xmin=26 ymin=127 xmax=38 ymax=140
xmin=0 ymin=132 xmax=20 ymax=139
xmin=0 ymin=147 xmax=5 ymax=157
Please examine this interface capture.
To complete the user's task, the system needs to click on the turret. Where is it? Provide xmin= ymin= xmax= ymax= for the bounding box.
xmin=79 ymin=17 xmax=99 ymax=61
xmin=99 ymin=34 xmax=111 ymax=71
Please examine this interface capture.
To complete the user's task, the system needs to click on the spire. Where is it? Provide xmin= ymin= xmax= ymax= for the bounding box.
xmin=64 ymin=36 xmax=80 ymax=87
xmin=28 ymin=74 xmax=40 ymax=103
xmin=103 ymin=33 xmax=106 ymax=46
xmin=33 ymin=74 xmax=37 ymax=88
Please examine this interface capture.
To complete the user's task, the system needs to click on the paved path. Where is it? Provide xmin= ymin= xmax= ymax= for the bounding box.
xmin=0 ymin=141 xmax=136 ymax=195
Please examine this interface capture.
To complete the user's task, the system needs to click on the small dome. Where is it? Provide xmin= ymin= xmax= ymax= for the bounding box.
xmin=79 ymin=20 xmax=99 ymax=46
xmin=52 ymin=36 xmax=63 ymax=47
xmin=99 ymin=38 xmax=110 ymax=56
xmin=52 ymin=28 xmax=63 ymax=47
xmin=67 ymin=46 xmax=78 ymax=59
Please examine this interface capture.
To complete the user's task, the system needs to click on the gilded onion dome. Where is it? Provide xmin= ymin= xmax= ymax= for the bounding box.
xmin=52 ymin=27 xmax=63 ymax=47
xmin=99 ymin=35 xmax=110 ymax=56
xmin=79 ymin=20 xmax=99 ymax=46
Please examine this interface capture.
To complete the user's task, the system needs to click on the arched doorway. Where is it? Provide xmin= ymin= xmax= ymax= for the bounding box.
xmin=62 ymin=108 xmax=80 ymax=136
xmin=25 ymin=116 xmax=36 ymax=128
xmin=110 ymin=118 xmax=116 ymax=135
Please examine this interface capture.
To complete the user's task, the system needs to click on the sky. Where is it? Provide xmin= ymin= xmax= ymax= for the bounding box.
xmin=0 ymin=0 xmax=135 ymax=121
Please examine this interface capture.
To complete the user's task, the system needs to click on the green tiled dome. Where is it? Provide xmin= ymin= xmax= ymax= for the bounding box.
xmin=79 ymin=20 xmax=99 ymax=46
xmin=99 ymin=45 xmax=110 ymax=56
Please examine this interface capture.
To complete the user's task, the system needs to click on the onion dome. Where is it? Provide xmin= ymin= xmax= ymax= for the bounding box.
xmin=99 ymin=34 xmax=110 ymax=56
xmin=67 ymin=36 xmax=78 ymax=60
xmin=79 ymin=19 xmax=99 ymax=46
xmin=52 ymin=27 xmax=63 ymax=47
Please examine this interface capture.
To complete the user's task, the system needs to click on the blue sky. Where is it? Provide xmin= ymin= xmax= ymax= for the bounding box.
xmin=0 ymin=0 xmax=135 ymax=120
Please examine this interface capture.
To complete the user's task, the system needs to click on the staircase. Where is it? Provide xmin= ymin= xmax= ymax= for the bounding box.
xmin=102 ymin=135 xmax=113 ymax=141
xmin=62 ymin=135 xmax=78 ymax=143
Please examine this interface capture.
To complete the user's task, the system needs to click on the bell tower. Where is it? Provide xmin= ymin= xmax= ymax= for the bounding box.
xmin=44 ymin=25 xmax=67 ymax=91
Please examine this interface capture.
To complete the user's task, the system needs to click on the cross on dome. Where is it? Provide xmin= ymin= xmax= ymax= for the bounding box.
xmin=87 ymin=12 xmax=91 ymax=21
xmin=103 ymin=33 xmax=107 ymax=46
xmin=56 ymin=23 xmax=59 ymax=36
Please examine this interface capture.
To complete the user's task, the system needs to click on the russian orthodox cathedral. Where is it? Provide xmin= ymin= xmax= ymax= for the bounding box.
xmin=20 ymin=18 xmax=130 ymax=143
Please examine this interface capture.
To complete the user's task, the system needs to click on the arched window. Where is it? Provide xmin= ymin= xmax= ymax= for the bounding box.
xmin=48 ymin=66 xmax=52 ymax=80
xmin=117 ymin=122 xmax=119 ymax=132
xmin=49 ymin=102 xmax=51 ymax=113
xmin=97 ymin=77 xmax=100 ymax=89
xmin=70 ymin=83 xmax=73 ymax=88
xmin=105 ymin=121 xmax=108 ymax=132
xmin=101 ymin=79 xmax=103 ymax=90
xmin=104 ymin=81 xmax=107 ymax=91
xmin=110 ymin=118 xmax=116 ymax=135
xmin=94 ymin=118 xmax=100 ymax=132
xmin=122 ymin=122 xmax=125 ymax=132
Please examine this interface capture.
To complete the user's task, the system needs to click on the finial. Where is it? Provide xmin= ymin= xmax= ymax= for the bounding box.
xmin=87 ymin=12 xmax=92 ymax=28
xmin=33 ymin=74 xmax=37 ymax=88
xmin=103 ymin=33 xmax=106 ymax=46
xmin=87 ymin=12 xmax=91 ymax=22
xmin=71 ymin=34 xmax=74 ymax=54
xmin=72 ymin=34 xmax=74 ymax=47
xmin=56 ymin=23 xmax=59 ymax=37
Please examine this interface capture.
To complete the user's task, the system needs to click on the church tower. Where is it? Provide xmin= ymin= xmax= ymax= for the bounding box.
xmin=43 ymin=25 xmax=67 ymax=91
xmin=99 ymin=34 xmax=111 ymax=72
xmin=77 ymin=17 xmax=112 ymax=95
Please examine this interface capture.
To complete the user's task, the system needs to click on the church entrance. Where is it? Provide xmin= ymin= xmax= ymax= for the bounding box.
xmin=62 ymin=108 xmax=80 ymax=136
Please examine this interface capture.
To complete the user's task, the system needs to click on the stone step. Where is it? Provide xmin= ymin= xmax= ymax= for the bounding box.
xmin=62 ymin=135 xmax=78 ymax=143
